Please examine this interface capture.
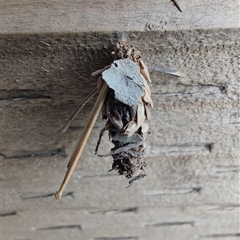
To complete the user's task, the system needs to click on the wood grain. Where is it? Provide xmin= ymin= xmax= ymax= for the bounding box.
xmin=1 ymin=23 xmax=239 ymax=240
xmin=2 ymin=0 xmax=239 ymax=34
xmin=2 ymin=1 xmax=239 ymax=238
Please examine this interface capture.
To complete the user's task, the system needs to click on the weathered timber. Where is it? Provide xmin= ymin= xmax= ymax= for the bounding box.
xmin=1 ymin=28 xmax=239 ymax=240
xmin=1 ymin=0 xmax=239 ymax=237
xmin=2 ymin=0 xmax=239 ymax=34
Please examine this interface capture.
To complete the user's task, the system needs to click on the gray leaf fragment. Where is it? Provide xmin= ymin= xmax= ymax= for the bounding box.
xmin=102 ymin=59 xmax=144 ymax=108
xmin=112 ymin=132 xmax=143 ymax=143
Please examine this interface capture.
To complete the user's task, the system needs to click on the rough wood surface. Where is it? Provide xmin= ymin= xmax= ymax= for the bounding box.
xmin=1 ymin=0 xmax=240 ymax=237
xmin=2 ymin=0 xmax=239 ymax=34
xmin=1 ymin=28 xmax=239 ymax=240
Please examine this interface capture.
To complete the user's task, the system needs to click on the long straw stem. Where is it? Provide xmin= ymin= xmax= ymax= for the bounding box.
xmin=55 ymin=84 xmax=108 ymax=200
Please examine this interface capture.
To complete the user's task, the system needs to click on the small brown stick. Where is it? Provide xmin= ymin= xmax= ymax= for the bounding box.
xmin=91 ymin=65 xmax=111 ymax=77
xmin=62 ymin=88 xmax=98 ymax=133
xmin=170 ymin=0 xmax=182 ymax=12
xmin=55 ymin=84 xmax=108 ymax=201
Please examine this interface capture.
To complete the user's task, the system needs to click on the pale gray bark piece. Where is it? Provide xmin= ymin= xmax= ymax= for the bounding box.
xmin=102 ymin=59 xmax=144 ymax=108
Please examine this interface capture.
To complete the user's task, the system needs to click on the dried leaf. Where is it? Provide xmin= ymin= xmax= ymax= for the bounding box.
xmin=102 ymin=59 xmax=144 ymax=108
xmin=138 ymin=58 xmax=151 ymax=82
xmin=124 ymin=101 xmax=146 ymax=136
xmin=112 ymin=132 xmax=143 ymax=144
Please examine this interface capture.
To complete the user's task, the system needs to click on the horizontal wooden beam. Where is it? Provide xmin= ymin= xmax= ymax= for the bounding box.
xmin=2 ymin=0 xmax=239 ymax=34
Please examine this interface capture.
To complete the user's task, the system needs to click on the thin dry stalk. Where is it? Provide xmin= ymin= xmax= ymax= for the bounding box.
xmin=62 ymin=87 xmax=98 ymax=133
xmin=55 ymin=84 xmax=108 ymax=201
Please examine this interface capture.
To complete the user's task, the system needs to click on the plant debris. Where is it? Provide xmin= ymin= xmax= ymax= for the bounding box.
xmin=55 ymin=37 xmax=153 ymax=200
xmin=93 ymin=39 xmax=153 ymax=187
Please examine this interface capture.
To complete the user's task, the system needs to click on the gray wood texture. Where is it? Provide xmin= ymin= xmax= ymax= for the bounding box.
xmin=1 ymin=1 xmax=239 ymax=240
xmin=2 ymin=0 xmax=239 ymax=34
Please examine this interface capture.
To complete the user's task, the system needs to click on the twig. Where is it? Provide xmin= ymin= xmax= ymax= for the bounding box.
xmin=149 ymin=66 xmax=185 ymax=77
xmin=62 ymin=88 xmax=98 ymax=133
xmin=55 ymin=84 xmax=108 ymax=201
xmin=170 ymin=0 xmax=182 ymax=12
xmin=91 ymin=65 xmax=111 ymax=77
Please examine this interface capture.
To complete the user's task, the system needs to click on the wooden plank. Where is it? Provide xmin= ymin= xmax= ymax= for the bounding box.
xmin=1 ymin=28 xmax=239 ymax=239
xmin=1 ymin=29 xmax=239 ymax=153
xmin=2 ymin=0 xmax=239 ymax=34
xmin=2 ymin=152 xmax=239 ymax=210
xmin=2 ymin=206 xmax=239 ymax=239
